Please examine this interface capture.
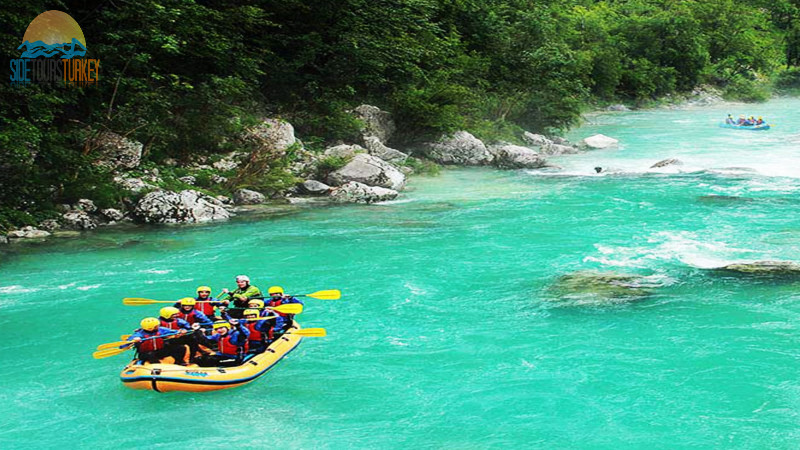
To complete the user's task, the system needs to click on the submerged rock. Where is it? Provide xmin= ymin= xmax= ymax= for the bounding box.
xmin=422 ymin=131 xmax=493 ymax=166
xmin=327 ymin=153 xmax=406 ymax=190
xmin=650 ymin=158 xmax=683 ymax=169
xmin=133 ymin=190 xmax=231 ymax=224
xmin=488 ymin=143 xmax=547 ymax=169
xmin=718 ymin=260 xmax=800 ymax=276
xmin=547 ymin=271 xmax=661 ymax=306
xmin=580 ymin=134 xmax=619 ymax=150
xmin=330 ymin=181 xmax=398 ymax=204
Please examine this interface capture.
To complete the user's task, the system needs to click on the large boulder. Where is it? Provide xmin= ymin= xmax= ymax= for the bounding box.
xmin=580 ymin=134 xmax=619 ymax=149
xmin=354 ymin=104 xmax=396 ymax=143
xmin=522 ymin=132 xmax=552 ymax=147
xmin=100 ymin=208 xmax=125 ymax=222
xmin=242 ymin=118 xmax=297 ymax=154
xmin=90 ymin=131 xmax=143 ymax=171
xmin=422 ymin=131 xmax=493 ymax=166
xmin=323 ymin=144 xmax=365 ymax=159
xmin=133 ymin=190 xmax=231 ymax=224
xmin=233 ymin=188 xmax=266 ymax=205
xmin=327 ymin=153 xmax=406 ymax=190
xmin=488 ymin=144 xmax=547 ymax=169
xmin=114 ymin=176 xmax=156 ymax=194
xmin=364 ymin=136 xmax=409 ymax=164
xmin=299 ymin=180 xmax=331 ymax=195
xmin=330 ymin=181 xmax=398 ymax=204
xmin=74 ymin=198 xmax=97 ymax=212
xmin=7 ymin=226 xmax=51 ymax=239
xmin=61 ymin=210 xmax=98 ymax=230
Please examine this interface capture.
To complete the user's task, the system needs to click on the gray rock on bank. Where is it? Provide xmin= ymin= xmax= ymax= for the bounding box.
xmin=90 ymin=131 xmax=143 ymax=171
xmin=488 ymin=143 xmax=547 ymax=169
xmin=61 ymin=210 xmax=98 ymax=230
xmin=330 ymin=181 xmax=398 ymax=204
xmin=327 ymin=153 xmax=406 ymax=190
xmin=324 ymin=144 xmax=366 ymax=159
xmin=134 ymin=190 xmax=231 ymax=224
xmin=422 ymin=131 xmax=493 ymax=166
xmin=354 ymin=104 xmax=396 ymax=144
xmin=7 ymin=226 xmax=51 ymax=239
xmin=242 ymin=118 xmax=297 ymax=153
xmin=299 ymin=180 xmax=331 ymax=195
xmin=364 ymin=136 xmax=408 ymax=164
xmin=233 ymin=188 xmax=266 ymax=205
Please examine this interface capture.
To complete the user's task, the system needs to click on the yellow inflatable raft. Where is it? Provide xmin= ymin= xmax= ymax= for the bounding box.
xmin=119 ymin=323 xmax=303 ymax=393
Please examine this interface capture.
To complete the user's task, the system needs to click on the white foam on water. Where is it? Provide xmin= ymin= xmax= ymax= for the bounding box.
xmin=375 ymin=198 xmax=416 ymax=205
xmin=140 ymin=268 xmax=173 ymax=274
xmin=584 ymin=231 xmax=763 ymax=270
xmin=0 ymin=285 xmax=40 ymax=294
xmin=76 ymin=284 xmax=101 ymax=291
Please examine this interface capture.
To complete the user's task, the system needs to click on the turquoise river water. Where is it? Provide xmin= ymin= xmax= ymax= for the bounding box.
xmin=1 ymin=99 xmax=799 ymax=448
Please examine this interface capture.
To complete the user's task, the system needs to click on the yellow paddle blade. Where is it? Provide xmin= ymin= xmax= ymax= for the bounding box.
xmin=305 ymin=289 xmax=341 ymax=300
xmin=92 ymin=346 xmax=132 ymax=359
xmin=269 ymin=303 xmax=303 ymax=315
xmin=291 ymin=328 xmax=326 ymax=337
xmin=120 ymin=334 xmax=131 ymax=340
xmin=122 ymin=297 xmax=175 ymax=305
xmin=97 ymin=340 xmax=132 ymax=350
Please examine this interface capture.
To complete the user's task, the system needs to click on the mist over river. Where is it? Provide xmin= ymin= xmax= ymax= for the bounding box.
xmin=2 ymin=99 xmax=799 ymax=448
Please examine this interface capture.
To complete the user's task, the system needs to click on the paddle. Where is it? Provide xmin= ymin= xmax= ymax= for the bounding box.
xmin=286 ymin=328 xmax=327 ymax=337
xmin=254 ymin=289 xmax=341 ymax=301
xmin=96 ymin=331 xmax=187 ymax=351
xmin=123 ymin=298 xmax=224 ymax=305
xmin=225 ymin=303 xmax=304 ymax=315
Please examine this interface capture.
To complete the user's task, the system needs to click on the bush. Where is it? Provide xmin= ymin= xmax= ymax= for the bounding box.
xmin=723 ymin=76 xmax=771 ymax=102
xmin=775 ymin=67 xmax=800 ymax=90
xmin=314 ymin=155 xmax=351 ymax=180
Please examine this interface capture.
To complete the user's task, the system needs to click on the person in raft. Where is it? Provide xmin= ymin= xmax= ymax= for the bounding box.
xmin=175 ymin=298 xmax=214 ymax=329
xmin=756 ymin=116 xmax=764 ymax=125
xmin=159 ymin=306 xmax=207 ymax=359
xmin=222 ymin=275 xmax=262 ymax=319
xmin=127 ymin=317 xmax=190 ymax=365
xmin=241 ymin=308 xmax=275 ymax=353
xmin=195 ymin=320 xmax=250 ymax=366
xmin=173 ymin=286 xmax=227 ymax=321
xmin=266 ymin=286 xmax=303 ymax=332
xmin=725 ymin=114 xmax=735 ymax=125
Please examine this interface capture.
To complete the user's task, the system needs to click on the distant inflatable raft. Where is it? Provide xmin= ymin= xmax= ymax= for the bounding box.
xmin=120 ymin=324 xmax=303 ymax=393
xmin=719 ymin=123 xmax=771 ymax=131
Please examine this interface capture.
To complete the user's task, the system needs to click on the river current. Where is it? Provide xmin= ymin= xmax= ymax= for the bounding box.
xmin=1 ymin=98 xmax=799 ymax=448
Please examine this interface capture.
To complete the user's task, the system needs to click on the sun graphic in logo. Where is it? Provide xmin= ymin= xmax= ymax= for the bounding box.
xmin=19 ymin=10 xmax=87 ymax=59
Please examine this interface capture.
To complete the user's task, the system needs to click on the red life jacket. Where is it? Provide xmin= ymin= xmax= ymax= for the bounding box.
xmin=268 ymin=297 xmax=287 ymax=317
xmin=138 ymin=330 xmax=165 ymax=352
xmin=245 ymin=321 xmax=273 ymax=342
xmin=195 ymin=298 xmax=215 ymax=316
xmin=178 ymin=309 xmax=199 ymax=324
xmin=217 ymin=333 xmax=248 ymax=356
xmin=160 ymin=318 xmax=181 ymax=330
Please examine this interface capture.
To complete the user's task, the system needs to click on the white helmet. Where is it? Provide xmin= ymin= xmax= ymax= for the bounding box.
xmin=235 ymin=275 xmax=250 ymax=283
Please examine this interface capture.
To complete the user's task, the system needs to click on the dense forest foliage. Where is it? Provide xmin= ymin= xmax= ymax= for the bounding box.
xmin=2 ymin=0 xmax=800 ymax=229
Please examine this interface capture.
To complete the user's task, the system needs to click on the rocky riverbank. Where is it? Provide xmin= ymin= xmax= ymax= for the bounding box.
xmin=3 ymin=104 xmax=617 ymax=244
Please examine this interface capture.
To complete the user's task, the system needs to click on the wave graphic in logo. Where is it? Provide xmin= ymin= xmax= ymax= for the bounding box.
xmin=18 ymin=38 xmax=87 ymax=59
